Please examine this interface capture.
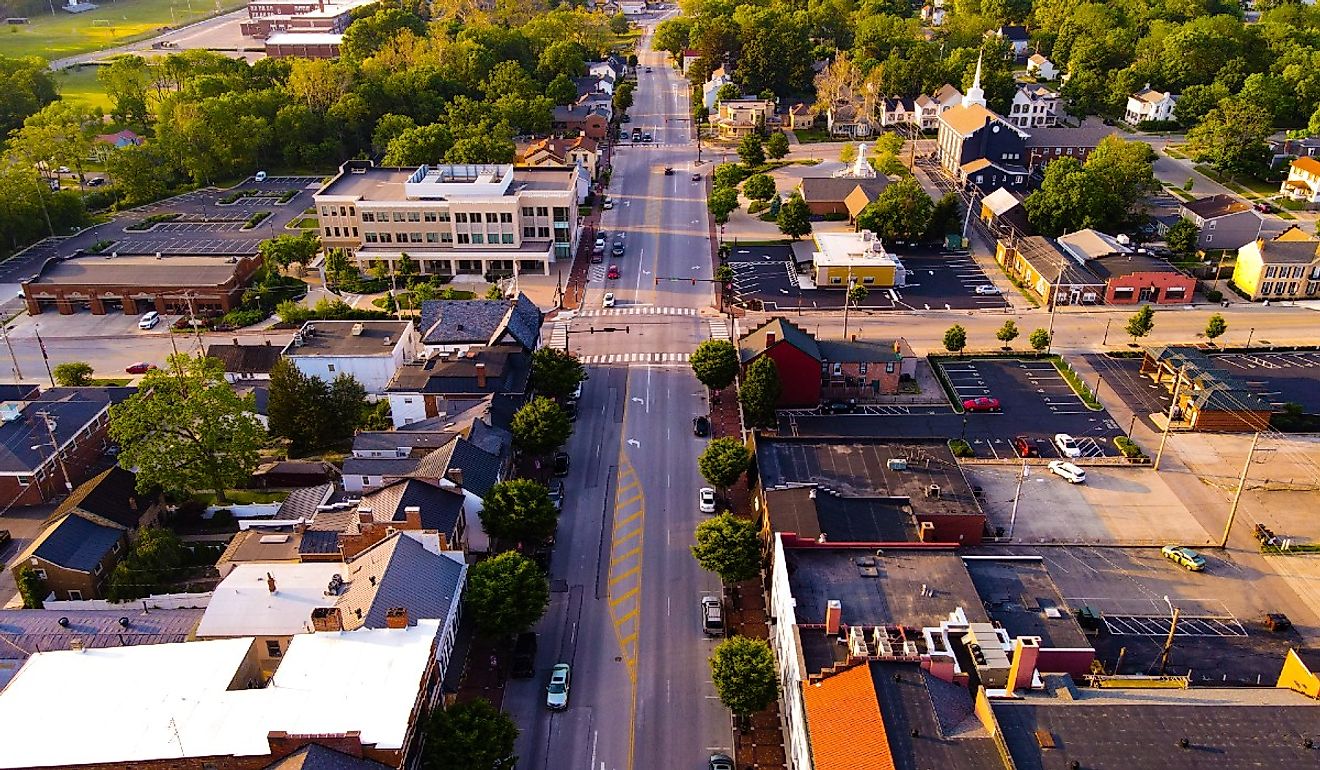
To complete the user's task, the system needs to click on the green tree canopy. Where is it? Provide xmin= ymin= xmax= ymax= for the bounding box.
xmin=529 ymin=347 xmax=586 ymax=401
xmin=848 ymin=284 xmax=869 ymax=306
xmin=709 ymin=186 xmax=740 ymax=224
xmin=742 ymin=173 xmax=775 ymax=201
xmin=776 ymin=193 xmax=812 ymax=240
xmin=267 ymin=359 xmax=370 ymax=455
xmin=258 ymin=231 xmax=320 ymax=272
xmin=16 ymin=566 xmax=46 ymax=609
xmin=1029 ymin=328 xmax=1051 ymax=352
xmin=420 ymin=699 xmax=518 ymax=770
xmin=52 ymin=361 xmax=94 ymax=387
xmin=698 ymin=437 xmax=752 ymax=490
xmin=710 ymin=636 xmax=779 ymax=717
xmin=765 ymin=132 xmax=790 ymax=160
xmin=1166 ymin=218 xmax=1200 ymax=258
xmin=511 ymin=396 xmax=572 ymax=455
xmin=995 ymin=319 xmax=1019 ymax=347
xmin=1186 ymin=98 xmax=1273 ymax=179
xmin=856 ymin=177 xmax=933 ymax=243
xmin=108 ymin=354 xmax=264 ymax=502
xmin=690 ymin=339 xmax=740 ymax=390
xmin=1205 ymin=313 xmax=1228 ymax=341
xmin=1126 ymin=305 xmax=1156 ymax=342
xmin=692 ymin=512 xmax=762 ymax=583
xmin=107 ymin=527 xmax=191 ymax=601
xmin=943 ymin=324 xmax=968 ymax=354
xmin=465 ymin=552 xmax=549 ymax=637
xmin=740 ymin=356 xmax=782 ymax=428
xmin=479 ymin=479 xmax=559 ymax=546
xmin=738 ymin=135 xmax=766 ymax=167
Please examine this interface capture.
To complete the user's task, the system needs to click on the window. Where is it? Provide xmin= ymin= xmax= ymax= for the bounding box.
xmin=441 ymin=232 xmax=453 ymax=243
xmin=862 ymin=276 xmax=875 ymax=284
xmin=553 ymin=206 xmax=569 ymax=222
xmin=379 ymin=233 xmax=392 ymax=243
xmin=485 ymin=212 xmax=498 ymax=223
xmin=859 ymin=362 xmax=868 ymax=375
xmin=523 ymin=226 xmax=536 ymax=237
xmin=348 ymin=207 xmax=355 ymax=217
xmin=499 ymin=212 xmax=513 ymax=223
xmin=327 ymin=364 xmax=336 ymax=372
xmin=438 ymin=212 xmax=451 ymax=222
xmin=362 ymin=211 xmax=374 ymax=222
xmin=361 ymin=476 xmax=370 ymax=486
xmin=320 ymin=206 xmax=329 ymax=216
xmin=536 ymin=206 xmax=549 ymax=217
xmin=352 ymin=227 xmax=358 ymax=237
xmin=67 ymin=590 xmax=82 ymax=601
xmin=424 ymin=212 xmax=437 ymax=222
xmin=458 ymin=233 xmax=471 ymax=244
xmin=426 ymin=232 xmax=439 ymax=243
xmin=472 ymin=233 xmax=484 ymax=244
xmin=333 ymin=227 xmax=341 ymax=237
xmin=396 ymin=232 xmax=408 ymax=243
xmin=538 ymin=227 xmax=550 ymax=238
xmin=409 ymin=232 xmax=423 ymax=243
xmin=1205 ymin=234 xmax=1213 ymax=243
xmin=831 ymin=276 xmax=842 ymax=284
xmin=455 ymin=212 xmax=468 ymax=223
xmin=885 ymin=361 xmax=895 ymax=374
xmin=1294 ymin=266 xmax=1305 ymax=279
xmin=1113 ymin=287 xmax=1134 ymax=297
xmin=324 ymin=227 xmax=332 ymax=236
xmin=502 ymin=233 xmax=515 ymax=244
xmin=522 ymin=206 xmax=535 ymax=216
xmin=33 ymin=569 xmax=46 ymax=580
xmin=339 ymin=206 xmax=347 ymax=216
xmin=392 ymin=212 xmax=405 ymax=222
xmin=407 ymin=212 xmax=420 ymax=222
xmin=1286 ymin=282 xmax=1297 ymax=295
xmin=1166 ymin=286 xmax=1186 ymax=298
xmin=266 ymin=640 xmax=283 ymax=658
xmin=1308 ymin=281 xmax=1319 ymax=296
xmin=1265 ymin=266 xmax=1277 ymax=278
xmin=831 ymin=363 xmax=842 ymax=377
xmin=1261 ymin=281 xmax=1273 ymax=295
xmin=1207 ymin=220 xmax=1216 ymax=230
xmin=17 ymin=475 xmax=31 ymax=486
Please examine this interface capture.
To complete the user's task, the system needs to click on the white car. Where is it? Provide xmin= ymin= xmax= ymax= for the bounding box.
xmin=699 ymin=487 xmax=716 ymax=514
xmin=1048 ymin=460 xmax=1086 ymax=484
xmin=974 ymin=284 xmax=1002 ymax=295
xmin=603 ymin=292 xmax=615 ymax=308
xmin=254 ymin=171 xmax=267 ymax=182
xmin=1053 ymin=433 xmax=1081 ymax=458
xmin=602 ymin=197 xmax=614 ymax=210
xmin=545 ymin=663 xmax=571 ymax=710
xmin=138 ymin=311 xmax=160 ymax=329
xmin=594 ymin=234 xmax=606 ymax=252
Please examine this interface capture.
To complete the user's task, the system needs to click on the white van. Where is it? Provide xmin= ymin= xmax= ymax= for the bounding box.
xmin=254 ymin=171 xmax=268 ymax=182
xmin=138 ymin=311 xmax=160 ymax=329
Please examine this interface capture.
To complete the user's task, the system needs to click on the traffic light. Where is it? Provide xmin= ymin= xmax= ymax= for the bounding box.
xmin=692 ymin=277 xmax=697 ymax=285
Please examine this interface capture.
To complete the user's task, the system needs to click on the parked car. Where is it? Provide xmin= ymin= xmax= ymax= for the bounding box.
xmin=645 ymin=66 xmax=653 ymax=73
xmin=591 ymin=251 xmax=604 ymax=264
xmin=1012 ymin=436 xmax=1039 ymax=457
xmin=974 ymin=284 xmax=1002 ymax=295
xmin=1048 ymin=460 xmax=1086 ymax=484
xmin=607 ymin=264 xmax=620 ymax=279
xmin=553 ymin=451 xmax=570 ymax=477
xmin=699 ymin=487 xmax=716 ymax=514
xmin=56 ymin=166 xmax=70 ymax=174
xmin=963 ymin=397 xmax=1000 ymax=412
xmin=125 ymin=362 xmax=157 ymax=374
xmin=86 ymin=177 xmax=106 ymax=187
xmin=594 ymin=234 xmax=606 ymax=251
xmin=631 ymin=129 xmax=642 ymax=140
xmin=603 ymin=292 xmax=616 ymax=308
xmin=692 ymin=415 xmax=710 ymax=436
xmin=1161 ymin=545 xmax=1207 ymax=572
xmin=545 ymin=663 xmax=571 ymax=710
xmin=642 ymin=132 xmax=652 ymax=142
xmin=612 ymin=242 xmax=625 ymax=257
xmin=603 ymin=197 xmax=614 ymax=209
xmin=663 ymin=167 xmax=674 ymax=175
xmin=548 ymin=480 xmax=564 ymax=510
xmin=821 ymin=400 xmax=854 ymax=414
xmin=512 ymin=632 xmax=537 ymax=678
xmin=691 ymin=173 xmax=701 ymax=182
xmin=709 ymin=755 xmax=734 ymax=770
xmin=1054 ymin=433 xmax=1081 ymax=458
xmin=701 ymin=595 xmax=724 ymax=636
xmin=254 ymin=171 xmax=267 ymax=182
xmin=1254 ymin=202 xmax=1273 ymax=213
xmin=138 ymin=310 xmax=160 ymax=329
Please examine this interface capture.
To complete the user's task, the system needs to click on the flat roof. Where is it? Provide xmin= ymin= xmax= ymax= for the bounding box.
xmin=961 ymin=557 xmax=1089 ymax=648
xmin=783 ymin=547 xmax=990 ymax=629
xmin=197 ymin=562 xmax=345 ymax=637
xmin=0 ymin=623 xmax=439 ymax=768
xmin=0 ymin=609 xmax=203 ymax=659
xmin=813 ymin=231 xmax=899 ymax=268
xmin=1086 ymin=252 xmax=1186 ymax=280
xmin=765 ymin=487 xmax=915 ymax=543
xmin=28 ymin=256 xmax=247 ymax=287
xmin=266 ymin=31 xmax=343 ymax=44
xmin=318 ymin=163 xmax=574 ymax=201
xmin=284 ymin=320 xmax=412 ymax=357
xmin=1010 ymin=236 xmax=1103 ymax=287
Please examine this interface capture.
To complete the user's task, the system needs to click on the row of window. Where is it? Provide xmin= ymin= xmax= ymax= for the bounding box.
xmin=362 ymin=231 xmax=524 ymax=245
xmin=324 ymin=226 xmax=360 ymax=238
xmin=1259 ymin=281 xmax=1320 ymax=296
xmin=321 ymin=205 xmax=356 ymax=218
xmin=1264 ymin=264 xmax=1320 ymax=280
xmin=820 ymin=361 xmax=897 ymax=376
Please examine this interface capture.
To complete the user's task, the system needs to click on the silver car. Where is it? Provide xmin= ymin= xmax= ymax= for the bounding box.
xmin=546 ymin=663 xmax=571 ymax=710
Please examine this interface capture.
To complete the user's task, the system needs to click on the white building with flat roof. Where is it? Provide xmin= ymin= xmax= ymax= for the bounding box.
xmin=281 ymin=320 xmax=419 ymax=394
xmin=811 ymin=230 xmax=908 ymax=288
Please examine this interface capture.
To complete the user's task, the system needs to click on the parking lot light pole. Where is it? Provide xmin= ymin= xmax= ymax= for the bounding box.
xmin=1159 ymin=595 xmax=1180 ymax=676
xmin=1245 ymin=327 xmax=1255 ymax=350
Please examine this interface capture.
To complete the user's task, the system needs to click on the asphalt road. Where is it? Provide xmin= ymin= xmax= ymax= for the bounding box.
xmin=509 ymin=19 xmax=731 ymax=770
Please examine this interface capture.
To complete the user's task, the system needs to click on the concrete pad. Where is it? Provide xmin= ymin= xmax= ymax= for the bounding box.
xmin=966 ymin=464 xmax=1213 ymax=546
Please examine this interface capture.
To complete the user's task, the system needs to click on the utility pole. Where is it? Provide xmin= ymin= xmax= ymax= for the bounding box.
xmin=33 ymin=326 xmax=54 ymax=387
xmin=35 ymin=410 xmax=73 ymax=493
xmin=1101 ymin=318 xmax=1111 ymax=346
xmin=1245 ymin=327 xmax=1255 ymax=350
xmin=1153 ymin=365 xmax=1184 ymax=471
xmin=1007 ymin=461 xmax=1028 ymax=539
xmin=1221 ymin=431 xmax=1261 ymax=547
xmin=0 ymin=320 xmax=23 ymax=380
xmin=182 ymin=292 xmax=205 ymax=353
xmin=841 ymin=267 xmax=855 ymax=340
xmin=1158 ymin=604 xmax=1181 ymax=675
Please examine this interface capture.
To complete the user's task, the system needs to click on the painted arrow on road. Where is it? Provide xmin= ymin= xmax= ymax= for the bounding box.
xmin=631 ymin=397 xmax=645 ymax=404
xmin=627 ymin=439 xmax=641 ymax=447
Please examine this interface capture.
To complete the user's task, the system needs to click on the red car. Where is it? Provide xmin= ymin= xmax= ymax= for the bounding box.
xmin=1012 ymin=436 xmax=1040 ymax=457
xmin=607 ymin=264 xmax=620 ymax=279
xmin=125 ymin=362 xmax=157 ymax=374
xmin=963 ymin=397 xmax=1000 ymax=412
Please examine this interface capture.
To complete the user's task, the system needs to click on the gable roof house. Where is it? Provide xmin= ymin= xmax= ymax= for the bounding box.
xmin=417 ymin=292 xmax=541 ymax=355
xmin=205 ymin=338 xmax=283 ymax=382
xmin=518 ymin=135 xmax=600 ymax=181
xmin=798 ymin=176 xmax=891 ymax=219
xmin=552 ymin=101 xmax=610 ymax=141
xmin=1027 ymin=53 xmax=1057 ymax=81
xmin=714 ymin=97 xmax=776 ymax=139
xmin=992 ymin=24 xmax=1031 ymax=60
xmin=341 ymin=430 xmax=504 ymax=497
xmin=978 ymin=187 xmax=1028 ymax=233
xmin=1125 ymin=85 xmax=1178 ymax=125
xmin=825 ymin=97 xmax=874 ymax=139
xmin=786 ymin=102 xmax=815 ymax=130
xmin=738 ymin=318 xmax=915 ymax=407
xmin=1280 ymin=155 xmax=1320 ymax=204
xmin=386 ymin=346 xmax=532 ymax=427
xmin=1008 ymin=84 xmax=1059 ymax=129
xmin=703 ymin=65 xmax=733 ymax=112
xmin=1232 ymin=230 xmax=1320 ymax=301
xmin=1179 ymin=194 xmax=1263 ymax=251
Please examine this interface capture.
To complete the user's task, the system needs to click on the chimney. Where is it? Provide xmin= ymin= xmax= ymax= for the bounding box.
xmin=266 ymin=572 xmax=277 ymax=594
xmin=765 ymin=332 xmax=776 ymax=346
xmin=825 ymin=599 xmax=842 ymax=635
xmin=385 ymin=607 xmax=409 ymax=629
xmin=311 ymin=607 xmax=344 ymax=632
xmin=357 ymin=506 xmax=373 ymax=525
xmin=1006 ymin=636 xmax=1041 ymax=697
xmin=475 ymin=362 xmax=487 ymax=388
xmin=446 ymin=468 xmax=464 ymax=488
xmin=403 ymin=505 xmax=422 ymax=528
xmin=894 ymin=338 xmax=903 ymax=354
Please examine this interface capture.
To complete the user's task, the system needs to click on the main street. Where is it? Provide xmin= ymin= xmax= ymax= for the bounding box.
xmin=507 ymin=17 xmax=730 ymax=770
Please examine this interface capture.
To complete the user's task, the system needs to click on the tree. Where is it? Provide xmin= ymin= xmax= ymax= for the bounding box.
xmin=107 ymin=527 xmax=190 ymax=601
xmin=765 ymin=132 xmax=790 ymax=160
xmin=713 ymin=162 xmax=749 ymax=189
xmin=1166 ymin=218 xmax=1200 ymax=258
xmin=267 ymin=359 xmax=368 ymax=455
xmin=384 ymin=123 xmax=454 ymax=166
xmin=690 ymin=339 xmax=740 ymax=390
xmin=654 ymin=18 xmax=692 ymax=60
xmin=546 ymin=73 xmax=577 ymax=106
xmin=710 ymin=637 xmax=778 ymax=718
xmin=776 ymin=193 xmax=812 ymax=240
xmin=510 ymin=396 xmax=572 ymax=455
xmin=16 ymin=566 xmax=46 ymax=609
xmin=926 ymin=193 xmax=960 ymax=241
xmin=341 ymin=7 xmax=426 ymax=62
xmin=995 ymin=320 xmax=1019 ymax=349
xmin=848 ymin=284 xmax=869 ymax=307
xmin=613 ymin=80 xmax=635 ymax=114
xmin=943 ymin=324 xmax=968 ymax=355
xmin=698 ymin=437 xmax=752 ymax=490
xmin=258 ymin=232 xmax=320 ymax=273
xmin=738 ymin=135 xmax=765 ymax=167
xmin=1023 ymin=157 xmax=1105 ymax=236
xmin=105 ymin=143 xmax=172 ymax=208
xmin=708 ymin=186 xmax=740 ymax=224
xmin=465 ymin=552 xmax=549 ymax=637
xmin=108 ymin=354 xmax=264 ymax=502
xmin=609 ymin=12 xmax=630 ymax=34
xmin=691 ymin=512 xmax=761 ymax=583
xmin=529 ymin=347 xmax=586 ymax=401
xmin=1029 ymin=328 xmax=1051 ymax=352
xmin=0 ymin=54 xmax=59 ymax=136
xmin=739 ymin=356 xmax=782 ymax=428
xmin=420 ymin=699 xmax=518 ymax=770
xmin=52 ymin=361 xmax=94 ymax=387
xmin=1126 ymin=305 xmax=1155 ymax=343
xmin=855 ymin=178 xmax=934 ymax=242
xmin=480 ymin=479 xmax=559 ymax=546
xmin=1205 ymin=313 xmax=1228 ymax=342
xmin=1186 ymin=98 xmax=1273 ymax=179
xmin=715 ymin=83 xmax=740 ymax=104
xmin=98 ymin=54 xmax=152 ymax=124
xmin=742 ymin=173 xmax=775 ymax=201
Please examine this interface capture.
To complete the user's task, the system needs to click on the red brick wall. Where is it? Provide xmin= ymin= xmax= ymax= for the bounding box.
xmin=1104 ymin=272 xmax=1196 ymax=305
xmin=914 ymin=513 xmax=985 ymax=546
xmin=820 ymin=360 xmax=902 ymax=398
xmin=748 ymin=343 xmax=821 ymax=407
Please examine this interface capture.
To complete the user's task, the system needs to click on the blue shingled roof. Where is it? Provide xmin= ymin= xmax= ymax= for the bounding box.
xmin=417 ymin=293 xmax=541 ymax=351
xmin=33 ymin=514 xmax=123 ymax=572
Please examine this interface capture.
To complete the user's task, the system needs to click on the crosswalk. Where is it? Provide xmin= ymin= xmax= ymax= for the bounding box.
xmin=578 ymin=306 xmax=699 ymax=317
xmin=548 ymin=322 xmax=568 ymax=350
xmin=580 ymin=352 xmax=692 ymax=364
xmin=708 ymin=318 xmax=731 ymax=341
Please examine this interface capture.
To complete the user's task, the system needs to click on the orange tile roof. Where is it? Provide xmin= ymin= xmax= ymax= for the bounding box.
xmin=802 ymin=664 xmax=896 ymax=770
xmin=1292 ymin=156 xmax=1320 ymax=176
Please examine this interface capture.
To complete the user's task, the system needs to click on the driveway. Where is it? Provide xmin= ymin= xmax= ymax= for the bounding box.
xmin=0 ymin=505 xmax=59 ymax=608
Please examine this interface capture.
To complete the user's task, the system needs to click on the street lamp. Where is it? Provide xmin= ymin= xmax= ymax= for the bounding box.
xmin=1245 ymin=327 xmax=1255 ymax=350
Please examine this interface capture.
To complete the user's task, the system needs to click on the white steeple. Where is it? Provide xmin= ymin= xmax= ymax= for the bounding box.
xmin=965 ymin=51 xmax=986 ymax=108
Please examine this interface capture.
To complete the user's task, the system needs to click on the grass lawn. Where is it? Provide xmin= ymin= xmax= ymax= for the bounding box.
xmin=287 ymin=216 xmax=319 ymax=229
xmin=791 ymin=128 xmax=834 ymax=144
xmin=88 ymin=377 xmax=132 ymax=385
xmin=56 ymin=65 xmax=113 ymax=112
xmin=1193 ymin=164 xmax=1281 ymax=197
xmin=0 ymin=0 xmax=247 ymax=61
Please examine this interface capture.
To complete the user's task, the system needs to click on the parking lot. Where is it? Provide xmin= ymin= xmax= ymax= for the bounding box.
xmin=726 ymin=244 xmax=1008 ymax=312
xmin=150 ymin=221 xmax=250 ymax=233
xmin=1214 ymin=350 xmax=1320 ymax=413
xmin=781 ymin=358 xmax=1124 ymax=459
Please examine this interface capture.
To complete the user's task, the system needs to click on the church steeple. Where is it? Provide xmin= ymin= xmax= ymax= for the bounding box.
xmin=965 ymin=51 xmax=987 ymax=108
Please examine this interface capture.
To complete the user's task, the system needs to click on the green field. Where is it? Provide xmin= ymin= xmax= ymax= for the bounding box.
xmin=0 ymin=0 xmax=245 ymax=61
xmin=56 ymin=65 xmax=114 ymax=112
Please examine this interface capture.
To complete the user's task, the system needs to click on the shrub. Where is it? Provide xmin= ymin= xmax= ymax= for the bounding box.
xmin=822 ymin=212 xmax=848 ymax=221
xmin=88 ymin=239 xmax=115 ymax=254
xmin=949 ymin=439 xmax=974 ymax=458
xmin=243 ymin=211 xmax=272 ymax=229
xmin=1114 ymin=436 xmax=1145 ymax=458
xmin=747 ymin=200 xmax=770 ymax=214
xmin=218 ymin=188 xmax=259 ymax=204
xmin=1206 ymin=289 xmax=1223 ymax=303
xmin=216 ymin=308 xmax=268 ymax=329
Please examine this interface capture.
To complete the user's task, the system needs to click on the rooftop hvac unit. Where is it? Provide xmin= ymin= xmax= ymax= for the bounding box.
xmin=925 ymin=484 xmax=941 ymax=499
xmin=887 ymin=458 xmax=907 ymax=471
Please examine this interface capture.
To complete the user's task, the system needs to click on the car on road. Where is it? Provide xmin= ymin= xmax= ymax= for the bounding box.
xmin=603 ymin=292 xmax=616 ymax=307
xmin=87 ymin=177 xmax=106 ymax=187
xmin=125 ymin=362 xmax=157 ymax=374
xmin=631 ymin=129 xmax=642 ymax=141
xmin=545 ymin=663 xmax=571 ymax=710
xmin=612 ymin=242 xmax=625 ymax=257
xmin=663 ymin=167 xmax=673 ymax=175
xmin=701 ymin=595 xmax=724 ymax=636
xmin=548 ymin=480 xmax=564 ymax=510
xmin=963 ymin=396 xmax=1000 ymax=412
xmin=594 ymin=234 xmax=606 ymax=251
xmin=645 ymin=66 xmax=653 ymax=73
xmin=56 ymin=166 xmax=70 ymax=174
xmin=699 ymin=487 xmax=716 ymax=514
xmin=1161 ymin=545 xmax=1207 ymax=572
xmin=709 ymin=754 xmax=734 ymax=770
xmin=691 ymin=173 xmax=701 ymax=181
xmin=553 ymin=451 xmax=570 ymax=477
xmin=591 ymin=251 xmax=604 ymax=264
xmin=138 ymin=310 xmax=160 ymax=329
xmin=1054 ymin=433 xmax=1081 ymax=458
xmin=1012 ymin=436 xmax=1040 ymax=457
xmin=974 ymin=284 xmax=1002 ymax=295
xmin=607 ymin=264 xmax=620 ymax=279
xmin=693 ymin=415 xmax=710 ymax=436
xmin=1048 ymin=460 xmax=1086 ymax=484
xmin=513 ymin=632 xmax=537 ymax=678
xmin=603 ymin=197 xmax=614 ymax=209
xmin=1254 ymin=202 xmax=1273 ymax=213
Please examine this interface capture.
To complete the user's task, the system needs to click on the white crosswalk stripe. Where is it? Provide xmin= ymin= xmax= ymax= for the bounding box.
xmin=548 ymin=322 xmax=568 ymax=350
xmin=708 ymin=318 xmax=730 ymax=341
xmin=579 ymin=352 xmax=692 ymax=364
xmin=577 ymin=306 xmax=699 ymax=317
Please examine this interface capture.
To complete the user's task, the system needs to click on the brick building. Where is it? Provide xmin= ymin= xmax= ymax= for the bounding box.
xmin=738 ymin=318 xmax=915 ymax=407
xmin=22 ymin=254 xmax=262 ymax=316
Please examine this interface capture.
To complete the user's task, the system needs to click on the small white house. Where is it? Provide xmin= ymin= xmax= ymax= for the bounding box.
xmin=281 ymin=320 xmax=419 ymax=394
xmin=1027 ymin=54 xmax=1057 ymax=81
xmin=703 ymin=66 xmax=732 ymax=111
xmin=1008 ymin=84 xmax=1059 ymax=129
xmin=1125 ymin=86 xmax=1178 ymax=125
